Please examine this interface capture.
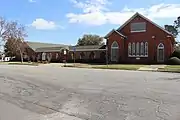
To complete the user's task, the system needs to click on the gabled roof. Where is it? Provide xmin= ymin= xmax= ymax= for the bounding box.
xmin=104 ymin=29 xmax=126 ymax=39
xmin=117 ymin=12 xmax=173 ymax=35
xmin=26 ymin=41 xmax=68 ymax=51
xmin=35 ymin=47 xmax=68 ymax=52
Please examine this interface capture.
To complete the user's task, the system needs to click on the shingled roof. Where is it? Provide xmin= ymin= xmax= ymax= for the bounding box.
xmin=26 ymin=41 xmax=69 ymax=52
xmin=69 ymin=45 xmax=106 ymax=52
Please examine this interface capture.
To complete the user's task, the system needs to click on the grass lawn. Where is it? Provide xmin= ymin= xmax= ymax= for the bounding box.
xmin=91 ymin=64 xmax=146 ymax=70
xmin=7 ymin=62 xmax=39 ymax=66
xmin=158 ymin=65 xmax=180 ymax=73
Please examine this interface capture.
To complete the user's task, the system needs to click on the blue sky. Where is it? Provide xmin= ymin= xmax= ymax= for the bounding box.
xmin=0 ymin=0 xmax=180 ymax=45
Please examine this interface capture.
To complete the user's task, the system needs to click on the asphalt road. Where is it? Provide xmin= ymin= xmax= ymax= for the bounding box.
xmin=0 ymin=65 xmax=180 ymax=120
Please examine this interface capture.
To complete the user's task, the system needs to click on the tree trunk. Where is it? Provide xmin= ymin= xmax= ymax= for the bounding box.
xmin=19 ymin=48 xmax=23 ymax=63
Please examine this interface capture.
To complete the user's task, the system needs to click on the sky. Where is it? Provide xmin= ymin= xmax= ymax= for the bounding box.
xmin=0 ymin=0 xmax=180 ymax=45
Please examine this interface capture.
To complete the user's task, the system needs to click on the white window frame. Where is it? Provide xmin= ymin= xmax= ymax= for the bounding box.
xmin=140 ymin=42 xmax=144 ymax=56
xmin=132 ymin=42 xmax=136 ymax=56
xmin=130 ymin=22 xmax=146 ymax=33
xmin=157 ymin=43 xmax=165 ymax=62
xmin=136 ymin=42 xmax=140 ymax=56
xmin=128 ymin=42 xmax=132 ymax=56
xmin=111 ymin=41 xmax=119 ymax=62
xmin=145 ymin=42 xmax=148 ymax=57
xmin=128 ymin=42 xmax=148 ymax=58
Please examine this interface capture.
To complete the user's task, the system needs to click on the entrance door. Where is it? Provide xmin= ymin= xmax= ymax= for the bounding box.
xmin=157 ymin=43 xmax=164 ymax=62
xmin=111 ymin=41 xmax=119 ymax=62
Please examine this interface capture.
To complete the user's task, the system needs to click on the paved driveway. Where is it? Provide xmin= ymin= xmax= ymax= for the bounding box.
xmin=0 ymin=65 xmax=180 ymax=120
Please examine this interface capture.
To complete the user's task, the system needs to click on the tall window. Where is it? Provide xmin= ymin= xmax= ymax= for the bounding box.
xmin=128 ymin=43 xmax=132 ymax=56
xmin=140 ymin=42 xmax=144 ymax=56
xmin=132 ymin=42 xmax=136 ymax=56
xmin=111 ymin=41 xmax=119 ymax=62
xmin=130 ymin=22 xmax=146 ymax=32
xmin=136 ymin=42 xmax=140 ymax=56
xmin=145 ymin=42 xmax=148 ymax=56
xmin=157 ymin=43 xmax=164 ymax=62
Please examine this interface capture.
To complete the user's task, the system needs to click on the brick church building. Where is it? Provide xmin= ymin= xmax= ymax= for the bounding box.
xmin=21 ymin=12 xmax=175 ymax=64
xmin=104 ymin=12 xmax=175 ymax=64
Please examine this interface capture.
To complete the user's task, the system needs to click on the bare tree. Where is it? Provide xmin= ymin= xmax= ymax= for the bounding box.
xmin=0 ymin=17 xmax=27 ymax=63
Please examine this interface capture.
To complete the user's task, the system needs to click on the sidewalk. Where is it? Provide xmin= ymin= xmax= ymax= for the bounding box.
xmin=138 ymin=65 xmax=167 ymax=71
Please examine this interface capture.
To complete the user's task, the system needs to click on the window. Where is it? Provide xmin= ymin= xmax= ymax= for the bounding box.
xmin=145 ymin=42 xmax=148 ymax=56
xmin=157 ymin=43 xmax=164 ymax=62
xmin=80 ymin=52 xmax=85 ymax=59
xmin=128 ymin=42 xmax=148 ymax=57
xmin=136 ymin=42 xmax=140 ymax=56
xmin=56 ymin=53 xmax=59 ymax=59
xmin=140 ymin=42 xmax=145 ymax=56
xmin=131 ymin=22 xmax=146 ymax=32
xmin=128 ymin=43 xmax=132 ymax=56
xmin=111 ymin=41 xmax=119 ymax=62
xmin=132 ymin=42 xmax=136 ymax=56
xmin=42 ymin=52 xmax=46 ymax=61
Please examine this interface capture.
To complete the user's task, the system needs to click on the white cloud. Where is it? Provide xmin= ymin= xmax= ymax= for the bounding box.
xmin=31 ymin=18 xmax=58 ymax=30
xmin=29 ymin=0 xmax=36 ymax=3
xmin=67 ymin=0 xmax=180 ymax=26
xmin=70 ymin=0 xmax=110 ymax=13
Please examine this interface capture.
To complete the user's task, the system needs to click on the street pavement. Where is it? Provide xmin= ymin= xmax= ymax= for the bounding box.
xmin=0 ymin=65 xmax=180 ymax=120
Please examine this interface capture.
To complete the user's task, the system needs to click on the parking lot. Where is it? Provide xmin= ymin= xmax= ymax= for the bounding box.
xmin=0 ymin=65 xmax=180 ymax=120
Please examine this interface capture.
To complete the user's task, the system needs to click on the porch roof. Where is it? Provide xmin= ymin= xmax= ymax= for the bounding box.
xmin=69 ymin=45 xmax=106 ymax=52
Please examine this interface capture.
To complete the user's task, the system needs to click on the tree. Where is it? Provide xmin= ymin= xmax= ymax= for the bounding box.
xmin=174 ymin=16 xmax=180 ymax=33
xmin=4 ymin=38 xmax=25 ymax=60
xmin=164 ymin=25 xmax=178 ymax=38
xmin=77 ymin=34 xmax=104 ymax=46
xmin=0 ymin=17 xmax=27 ymax=62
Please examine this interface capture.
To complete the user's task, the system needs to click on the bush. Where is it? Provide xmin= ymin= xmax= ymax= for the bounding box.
xmin=170 ymin=49 xmax=180 ymax=59
xmin=167 ymin=57 xmax=180 ymax=65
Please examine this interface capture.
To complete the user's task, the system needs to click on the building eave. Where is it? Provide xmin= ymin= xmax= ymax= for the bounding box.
xmin=104 ymin=29 xmax=126 ymax=39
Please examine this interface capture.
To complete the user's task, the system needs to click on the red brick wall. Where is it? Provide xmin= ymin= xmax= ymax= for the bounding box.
xmin=107 ymin=15 xmax=174 ymax=64
xmin=107 ymin=32 xmax=125 ymax=62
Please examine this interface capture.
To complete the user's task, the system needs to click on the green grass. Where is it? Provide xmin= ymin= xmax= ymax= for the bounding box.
xmin=158 ymin=65 xmax=180 ymax=73
xmin=91 ymin=64 xmax=146 ymax=70
xmin=8 ymin=62 xmax=39 ymax=66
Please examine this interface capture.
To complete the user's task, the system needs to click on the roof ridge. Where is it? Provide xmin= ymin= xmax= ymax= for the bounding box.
xmin=117 ymin=12 xmax=172 ymax=35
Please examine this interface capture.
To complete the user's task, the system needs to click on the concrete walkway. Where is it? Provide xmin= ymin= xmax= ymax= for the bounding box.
xmin=138 ymin=65 xmax=167 ymax=71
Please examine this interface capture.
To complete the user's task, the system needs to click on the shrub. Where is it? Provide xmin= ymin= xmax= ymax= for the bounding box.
xmin=170 ymin=49 xmax=180 ymax=59
xmin=167 ymin=57 xmax=180 ymax=65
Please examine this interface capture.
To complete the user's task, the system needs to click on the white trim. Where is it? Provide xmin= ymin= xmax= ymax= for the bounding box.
xmin=131 ymin=30 xmax=146 ymax=33
xmin=111 ymin=41 xmax=119 ymax=62
xmin=128 ymin=42 xmax=132 ymax=56
xmin=117 ymin=12 xmax=172 ymax=35
xmin=145 ymin=42 xmax=148 ymax=56
xmin=129 ymin=55 xmax=148 ymax=58
xmin=104 ymin=29 xmax=126 ymax=38
xmin=136 ymin=42 xmax=140 ymax=56
xmin=157 ymin=43 xmax=164 ymax=62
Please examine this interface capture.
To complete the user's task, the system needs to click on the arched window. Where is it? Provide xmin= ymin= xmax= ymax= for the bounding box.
xmin=136 ymin=42 xmax=140 ymax=56
xmin=132 ymin=42 xmax=136 ymax=56
xmin=145 ymin=42 xmax=148 ymax=56
xmin=111 ymin=41 xmax=119 ymax=62
xmin=157 ymin=43 xmax=164 ymax=62
xmin=140 ymin=42 xmax=144 ymax=56
xmin=128 ymin=43 xmax=132 ymax=56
